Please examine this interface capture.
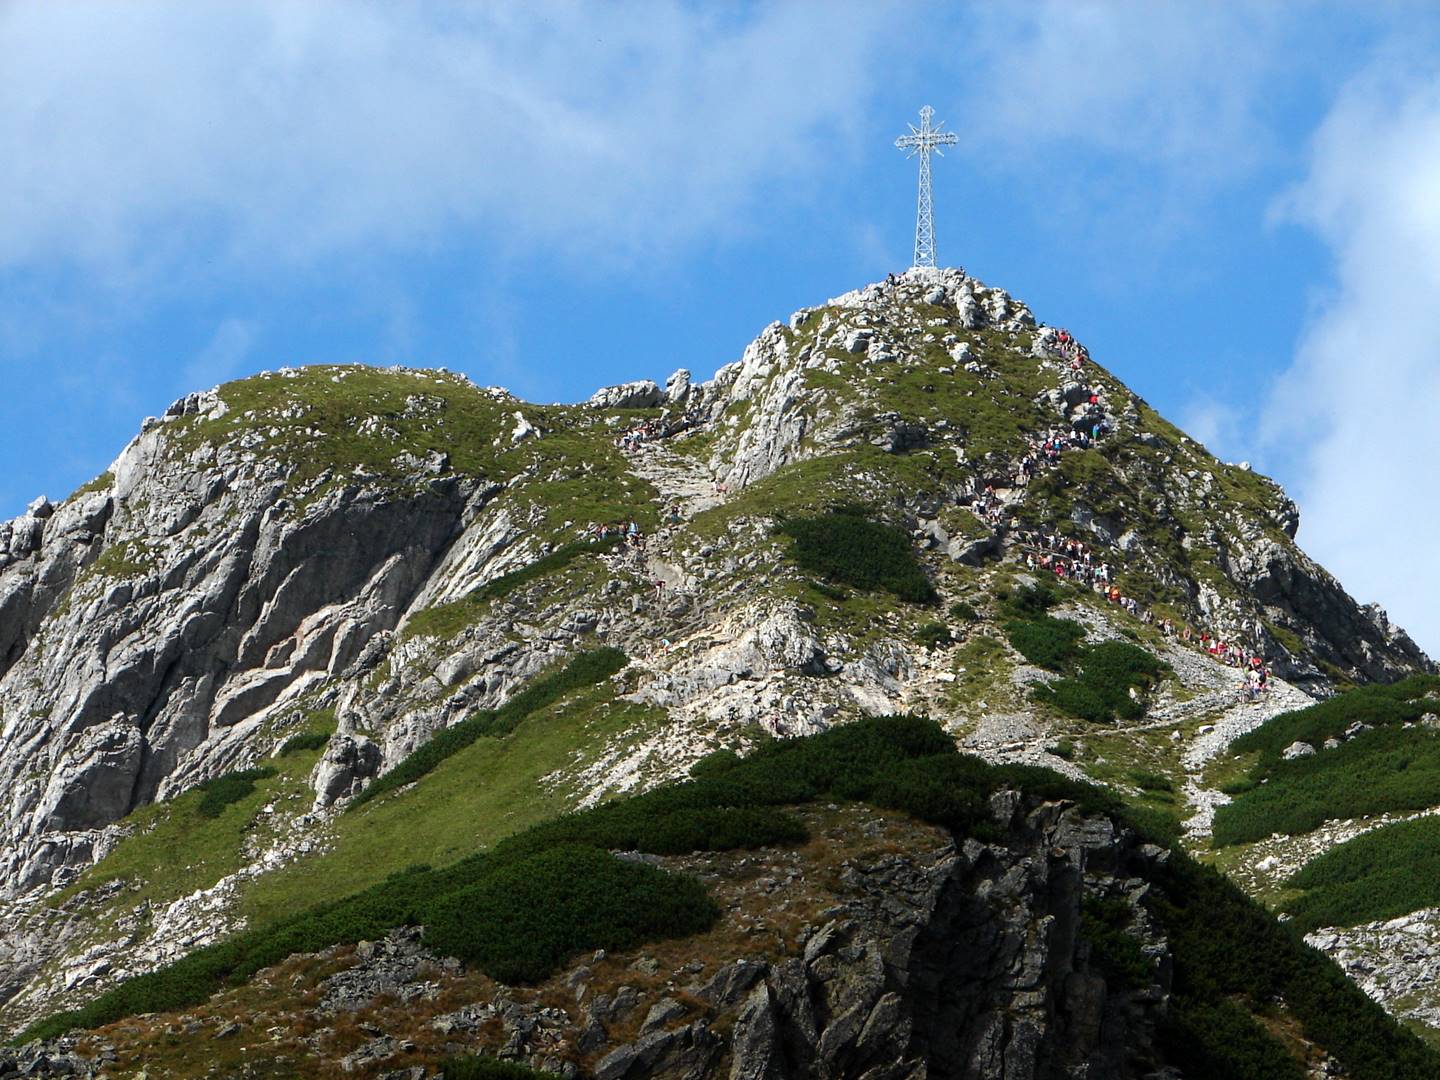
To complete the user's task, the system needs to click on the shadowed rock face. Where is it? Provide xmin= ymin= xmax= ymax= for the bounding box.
xmin=0 ymin=407 xmax=483 ymax=897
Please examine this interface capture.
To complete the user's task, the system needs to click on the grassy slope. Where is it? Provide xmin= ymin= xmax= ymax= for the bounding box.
xmin=241 ymin=685 xmax=669 ymax=928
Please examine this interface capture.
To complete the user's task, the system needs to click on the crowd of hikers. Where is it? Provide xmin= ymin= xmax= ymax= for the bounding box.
xmin=1016 ymin=526 xmax=1273 ymax=697
xmin=614 ymin=410 xmax=703 ymax=454
xmin=966 ymin=328 xmax=1276 ymax=700
xmin=1044 ymin=326 xmax=1092 ymax=372
xmin=589 ymin=318 xmax=1275 ymax=701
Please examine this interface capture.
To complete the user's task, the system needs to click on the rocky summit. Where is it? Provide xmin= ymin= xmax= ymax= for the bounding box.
xmin=1 ymin=267 xmax=1438 ymax=1079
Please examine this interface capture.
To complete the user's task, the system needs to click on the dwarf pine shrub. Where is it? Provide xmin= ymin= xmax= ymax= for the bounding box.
xmin=778 ymin=506 xmax=937 ymax=603
xmin=194 ymin=768 xmax=276 ymax=819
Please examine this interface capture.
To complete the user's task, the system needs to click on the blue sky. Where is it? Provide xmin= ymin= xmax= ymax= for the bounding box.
xmin=4 ymin=1 xmax=1440 ymax=653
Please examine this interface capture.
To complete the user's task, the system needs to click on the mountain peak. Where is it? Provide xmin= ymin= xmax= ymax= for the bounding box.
xmin=0 ymin=267 xmax=1432 ymax=1062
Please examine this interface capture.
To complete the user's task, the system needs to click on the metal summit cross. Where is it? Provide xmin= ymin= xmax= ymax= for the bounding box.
xmin=895 ymin=105 xmax=958 ymax=269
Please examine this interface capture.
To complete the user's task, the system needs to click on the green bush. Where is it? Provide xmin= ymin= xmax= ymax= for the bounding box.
xmin=1005 ymin=616 xmax=1163 ymax=724
xmin=1228 ymin=675 xmax=1440 ymax=767
xmin=194 ymin=768 xmax=276 ymax=819
xmin=278 ymin=732 xmax=330 ymax=756
xmin=422 ymin=845 xmax=718 ymax=984
xmin=948 ymin=599 xmax=980 ymax=622
xmin=1082 ymin=896 xmax=1151 ymax=990
xmin=350 ymin=647 xmax=628 ymax=809
xmin=1128 ymin=770 xmax=1176 ymax=795
xmin=996 ymin=580 xmax=1060 ymax=619
xmin=1005 ymin=615 xmax=1085 ymax=670
xmin=1038 ymin=640 xmax=1164 ymax=723
xmin=1283 ymin=816 xmax=1440 ymax=932
xmin=1213 ymin=726 xmax=1440 ymax=847
xmin=1153 ymin=855 xmax=1439 ymax=1080
xmin=914 ymin=621 xmax=954 ymax=649
xmin=441 ymin=1056 xmax=553 ymax=1080
xmin=1158 ymin=998 xmax=1306 ymax=1080
xmin=778 ymin=507 xmax=937 ymax=604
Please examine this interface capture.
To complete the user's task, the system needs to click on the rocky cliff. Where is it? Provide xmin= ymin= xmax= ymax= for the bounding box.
xmin=0 ymin=268 xmax=1433 ymax=1065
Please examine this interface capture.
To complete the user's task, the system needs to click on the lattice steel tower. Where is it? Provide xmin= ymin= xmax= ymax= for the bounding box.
xmin=895 ymin=106 xmax=958 ymax=269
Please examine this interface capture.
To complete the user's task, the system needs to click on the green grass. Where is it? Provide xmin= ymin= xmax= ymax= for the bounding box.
xmin=168 ymin=366 xmax=516 ymax=491
xmin=240 ymin=688 xmax=668 ymax=928
xmin=1282 ymin=816 xmax=1440 ymax=932
xmin=350 ymin=647 xmax=628 ymax=809
xmin=90 ymin=539 xmax=155 ymax=579
xmin=1034 ymin=640 xmax=1166 ymax=724
xmin=51 ymin=742 xmax=328 ymax=913
xmin=66 ymin=471 xmax=114 ymax=501
xmin=777 ymin=505 xmax=937 ymax=603
xmin=948 ymin=599 xmax=980 ymax=622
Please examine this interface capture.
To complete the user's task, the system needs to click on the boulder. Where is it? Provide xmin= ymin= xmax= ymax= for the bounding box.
xmin=313 ymin=734 xmax=382 ymax=807
xmin=664 ymin=369 xmax=692 ymax=404
xmin=1281 ymin=740 xmax=1317 ymax=761
xmin=588 ymin=380 xmax=663 ymax=410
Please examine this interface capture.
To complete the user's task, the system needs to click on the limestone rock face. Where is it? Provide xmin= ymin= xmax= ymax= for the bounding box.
xmin=0 ymin=389 xmax=484 ymax=903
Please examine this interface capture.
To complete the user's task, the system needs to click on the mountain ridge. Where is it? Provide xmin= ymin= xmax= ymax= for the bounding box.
xmin=0 ymin=266 xmax=1435 ymax=1074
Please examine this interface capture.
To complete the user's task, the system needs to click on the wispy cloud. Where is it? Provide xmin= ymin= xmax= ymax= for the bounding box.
xmin=0 ymin=1 xmax=888 ymax=277
xmin=182 ymin=318 xmax=258 ymax=392
xmin=1262 ymin=61 xmax=1440 ymax=654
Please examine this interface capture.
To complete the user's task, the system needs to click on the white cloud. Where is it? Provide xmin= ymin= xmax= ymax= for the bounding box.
xmin=1263 ymin=63 xmax=1440 ymax=655
xmin=952 ymin=0 xmax=1293 ymax=237
xmin=0 ymin=1 xmax=887 ymax=274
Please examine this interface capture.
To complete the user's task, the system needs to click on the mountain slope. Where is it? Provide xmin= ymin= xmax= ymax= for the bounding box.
xmin=0 ymin=267 xmax=1433 ymax=1066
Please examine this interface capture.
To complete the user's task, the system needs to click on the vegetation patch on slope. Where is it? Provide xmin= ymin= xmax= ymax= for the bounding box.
xmin=351 ymin=647 xmax=628 ymax=809
xmin=777 ymin=504 xmax=937 ymax=603
xmin=195 ymin=768 xmax=277 ymax=819
xmin=1282 ymin=816 xmax=1440 ymax=932
xmin=17 ymin=716 xmax=1112 ymax=1042
xmin=1154 ymin=854 xmax=1439 ymax=1080
xmin=1227 ymin=676 xmax=1440 ymax=765
xmin=403 ymin=537 xmax=622 ymax=640
xmin=1211 ymin=676 xmax=1440 ymax=846
xmin=1000 ymin=585 xmax=1164 ymax=723
xmin=51 ymin=737 xmax=330 ymax=913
